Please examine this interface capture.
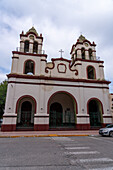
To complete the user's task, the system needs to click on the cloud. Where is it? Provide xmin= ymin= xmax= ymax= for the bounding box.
xmin=0 ymin=0 xmax=113 ymax=92
xmin=0 ymin=73 xmax=7 ymax=82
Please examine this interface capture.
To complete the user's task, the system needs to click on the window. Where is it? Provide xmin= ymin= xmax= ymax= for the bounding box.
xmin=24 ymin=60 xmax=34 ymax=75
xmin=112 ymin=98 xmax=113 ymax=101
xmin=87 ymin=66 xmax=96 ymax=79
xmin=75 ymin=50 xmax=77 ymax=59
xmin=81 ymin=48 xmax=85 ymax=59
xmin=89 ymin=49 xmax=93 ymax=60
xmin=24 ymin=40 xmax=29 ymax=53
xmin=33 ymin=41 xmax=38 ymax=53
xmin=71 ymin=54 xmax=74 ymax=63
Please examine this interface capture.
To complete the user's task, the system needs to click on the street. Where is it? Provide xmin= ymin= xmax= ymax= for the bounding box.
xmin=0 ymin=136 xmax=113 ymax=170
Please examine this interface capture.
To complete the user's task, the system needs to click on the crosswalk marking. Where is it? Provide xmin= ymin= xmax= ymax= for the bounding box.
xmin=65 ymin=151 xmax=99 ymax=155
xmin=90 ymin=167 xmax=113 ymax=170
xmin=65 ymin=146 xmax=90 ymax=150
xmin=89 ymin=137 xmax=102 ymax=141
xmin=70 ymin=158 xmax=113 ymax=164
xmin=50 ymin=137 xmax=113 ymax=169
xmin=51 ymin=137 xmax=73 ymax=141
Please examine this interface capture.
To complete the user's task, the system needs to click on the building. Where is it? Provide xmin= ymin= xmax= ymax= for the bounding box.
xmin=1 ymin=27 xmax=112 ymax=131
xmin=110 ymin=93 xmax=113 ymax=122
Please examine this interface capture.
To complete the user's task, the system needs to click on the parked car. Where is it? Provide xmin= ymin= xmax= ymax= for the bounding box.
xmin=99 ymin=124 xmax=113 ymax=137
xmin=0 ymin=119 xmax=3 ymax=127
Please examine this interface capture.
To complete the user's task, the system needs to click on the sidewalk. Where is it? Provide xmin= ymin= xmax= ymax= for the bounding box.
xmin=0 ymin=129 xmax=99 ymax=138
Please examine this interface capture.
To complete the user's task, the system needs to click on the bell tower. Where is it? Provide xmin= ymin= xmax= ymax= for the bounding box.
xmin=11 ymin=27 xmax=47 ymax=76
xmin=70 ymin=35 xmax=96 ymax=62
xmin=70 ymin=35 xmax=104 ymax=80
xmin=19 ymin=27 xmax=43 ymax=54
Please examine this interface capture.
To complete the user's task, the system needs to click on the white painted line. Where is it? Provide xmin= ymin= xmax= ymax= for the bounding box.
xmin=51 ymin=137 xmax=73 ymax=141
xmin=89 ymin=137 xmax=103 ymax=141
xmin=90 ymin=167 xmax=113 ymax=170
xmin=64 ymin=144 xmax=85 ymax=147
xmin=90 ymin=137 xmax=113 ymax=144
xmin=71 ymin=158 xmax=113 ymax=164
xmin=65 ymin=147 xmax=90 ymax=150
xmin=65 ymin=151 xmax=99 ymax=155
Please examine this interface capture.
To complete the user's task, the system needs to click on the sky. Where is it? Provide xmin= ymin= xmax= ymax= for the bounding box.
xmin=0 ymin=0 xmax=113 ymax=92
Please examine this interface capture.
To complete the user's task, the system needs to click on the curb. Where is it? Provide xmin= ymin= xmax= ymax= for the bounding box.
xmin=0 ymin=134 xmax=99 ymax=138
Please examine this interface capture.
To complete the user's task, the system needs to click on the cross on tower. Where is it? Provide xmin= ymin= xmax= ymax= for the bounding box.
xmin=59 ymin=49 xmax=64 ymax=58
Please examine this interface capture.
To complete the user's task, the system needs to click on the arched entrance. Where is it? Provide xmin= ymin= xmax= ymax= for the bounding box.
xmin=20 ymin=101 xmax=32 ymax=127
xmin=48 ymin=91 xmax=77 ymax=129
xmin=50 ymin=102 xmax=63 ymax=127
xmin=88 ymin=99 xmax=103 ymax=127
xmin=16 ymin=95 xmax=36 ymax=128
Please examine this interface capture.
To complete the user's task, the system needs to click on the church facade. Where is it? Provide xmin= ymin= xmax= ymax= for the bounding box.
xmin=1 ymin=27 xmax=112 ymax=131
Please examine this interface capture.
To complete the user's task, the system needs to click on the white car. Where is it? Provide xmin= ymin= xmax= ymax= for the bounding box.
xmin=99 ymin=124 xmax=113 ymax=137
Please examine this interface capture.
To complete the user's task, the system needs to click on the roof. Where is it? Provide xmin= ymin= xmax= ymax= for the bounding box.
xmin=26 ymin=27 xmax=39 ymax=36
xmin=78 ymin=34 xmax=86 ymax=42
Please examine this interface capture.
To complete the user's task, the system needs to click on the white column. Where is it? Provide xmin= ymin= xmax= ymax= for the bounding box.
xmin=77 ymin=49 xmax=81 ymax=59
xmin=20 ymin=41 xmax=24 ymax=52
xmin=85 ymin=50 xmax=89 ymax=60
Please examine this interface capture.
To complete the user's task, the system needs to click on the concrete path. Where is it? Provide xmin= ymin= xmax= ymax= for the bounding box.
xmin=0 ymin=129 xmax=99 ymax=138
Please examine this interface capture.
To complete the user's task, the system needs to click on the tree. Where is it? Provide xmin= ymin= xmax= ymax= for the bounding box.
xmin=0 ymin=80 xmax=8 ymax=118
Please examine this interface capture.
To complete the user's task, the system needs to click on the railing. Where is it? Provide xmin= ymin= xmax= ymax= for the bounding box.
xmin=16 ymin=47 xmax=45 ymax=54
xmin=96 ymin=56 xmax=100 ymax=61
xmin=49 ymin=111 xmax=75 ymax=128
xmin=89 ymin=56 xmax=101 ymax=61
xmin=89 ymin=112 xmax=101 ymax=127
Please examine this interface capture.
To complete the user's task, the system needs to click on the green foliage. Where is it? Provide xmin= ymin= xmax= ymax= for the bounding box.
xmin=0 ymin=80 xmax=8 ymax=118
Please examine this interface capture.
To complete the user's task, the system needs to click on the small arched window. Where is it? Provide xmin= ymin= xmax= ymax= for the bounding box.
xmin=81 ymin=48 xmax=85 ymax=59
xmin=89 ymin=49 xmax=93 ymax=60
xmin=24 ymin=60 xmax=34 ymax=75
xmin=87 ymin=66 xmax=96 ymax=79
xmin=33 ymin=41 xmax=38 ymax=53
xmin=24 ymin=40 xmax=29 ymax=53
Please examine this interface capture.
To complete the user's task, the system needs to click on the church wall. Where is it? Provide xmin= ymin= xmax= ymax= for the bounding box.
xmin=5 ymin=78 xmax=110 ymax=115
xmin=2 ymin=78 xmax=111 ymax=131
xmin=2 ymin=28 xmax=112 ymax=131
xmin=45 ymin=60 xmax=78 ymax=79
xmin=73 ymin=62 xmax=104 ymax=80
xmin=12 ymin=55 xmax=41 ymax=75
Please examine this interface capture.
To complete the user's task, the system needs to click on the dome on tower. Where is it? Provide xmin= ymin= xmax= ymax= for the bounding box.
xmin=26 ymin=27 xmax=39 ymax=36
xmin=78 ymin=34 xmax=86 ymax=42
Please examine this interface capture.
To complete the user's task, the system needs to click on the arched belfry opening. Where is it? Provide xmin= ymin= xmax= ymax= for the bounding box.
xmin=24 ymin=40 xmax=29 ymax=53
xmin=48 ymin=91 xmax=77 ymax=129
xmin=88 ymin=99 xmax=103 ymax=128
xmin=81 ymin=48 xmax=85 ymax=59
xmin=89 ymin=49 xmax=93 ymax=60
xmin=33 ymin=41 xmax=38 ymax=53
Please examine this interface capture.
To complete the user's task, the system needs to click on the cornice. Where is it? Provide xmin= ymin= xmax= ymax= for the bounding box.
xmin=7 ymin=73 xmax=111 ymax=85
xmin=12 ymin=51 xmax=47 ymax=58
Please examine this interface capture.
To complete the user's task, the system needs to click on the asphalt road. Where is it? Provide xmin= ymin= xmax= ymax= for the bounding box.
xmin=0 ymin=136 xmax=113 ymax=170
